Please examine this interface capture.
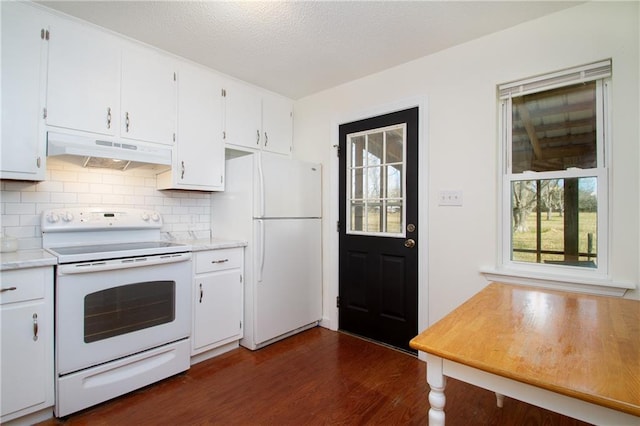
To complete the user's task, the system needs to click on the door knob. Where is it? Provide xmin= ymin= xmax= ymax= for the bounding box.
xmin=404 ymin=239 xmax=416 ymax=248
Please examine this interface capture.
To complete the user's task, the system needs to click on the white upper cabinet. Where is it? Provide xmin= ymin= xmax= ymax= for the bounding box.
xmin=121 ymin=44 xmax=177 ymax=145
xmin=223 ymin=80 xmax=262 ymax=150
xmin=262 ymin=93 xmax=293 ymax=156
xmin=46 ymin=18 xmax=176 ymax=146
xmin=1 ymin=1 xmax=49 ymax=180
xmin=157 ymin=63 xmax=224 ymax=191
xmin=46 ymin=16 xmax=120 ymax=136
xmin=222 ymin=80 xmax=293 ymax=155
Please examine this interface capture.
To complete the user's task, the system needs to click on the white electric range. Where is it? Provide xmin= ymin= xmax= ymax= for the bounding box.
xmin=42 ymin=207 xmax=192 ymax=417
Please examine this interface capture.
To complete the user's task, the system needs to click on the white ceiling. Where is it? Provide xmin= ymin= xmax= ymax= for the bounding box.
xmin=37 ymin=1 xmax=582 ymax=100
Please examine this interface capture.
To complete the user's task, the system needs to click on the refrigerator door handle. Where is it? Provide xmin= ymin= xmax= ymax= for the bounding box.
xmin=257 ymin=154 xmax=265 ymax=217
xmin=257 ymin=219 xmax=265 ymax=282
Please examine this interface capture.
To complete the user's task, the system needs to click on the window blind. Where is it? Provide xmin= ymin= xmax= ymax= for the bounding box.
xmin=498 ymin=59 xmax=611 ymax=99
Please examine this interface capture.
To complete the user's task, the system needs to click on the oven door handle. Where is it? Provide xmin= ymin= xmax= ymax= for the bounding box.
xmin=57 ymin=252 xmax=192 ymax=275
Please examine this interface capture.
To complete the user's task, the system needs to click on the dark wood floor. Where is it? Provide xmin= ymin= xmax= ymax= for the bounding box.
xmin=39 ymin=327 xmax=591 ymax=425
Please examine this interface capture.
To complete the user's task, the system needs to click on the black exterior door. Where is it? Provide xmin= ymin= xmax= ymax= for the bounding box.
xmin=338 ymin=107 xmax=419 ymax=353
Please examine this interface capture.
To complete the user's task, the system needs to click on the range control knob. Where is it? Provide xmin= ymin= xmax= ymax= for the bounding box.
xmin=62 ymin=211 xmax=74 ymax=222
xmin=47 ymin=212 xmax=60 ymax=223
xmin=141 ymin=212 xmax=150 ymax=221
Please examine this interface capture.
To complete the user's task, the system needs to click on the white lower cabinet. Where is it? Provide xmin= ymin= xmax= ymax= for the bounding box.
xmin=0 ymin=267 xmax=54 ymax=424
xmin=192 ymin=248 xmax=244 ymax=362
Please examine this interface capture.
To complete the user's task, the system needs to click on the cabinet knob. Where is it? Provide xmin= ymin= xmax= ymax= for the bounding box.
xmin=181 ymin=161 xmax=185 ymax=179
xmin=264 ymin=132 xmax=269 ymax=147
xmin=199 ymin=283 xmax=203 ymax=304
xmin=106 ymin=107 xmax=112 ymax=129
xmin=125 ymin=112 xmax=130 ymax=132
xmin=256 ymin=130 xmax=260 ymax=145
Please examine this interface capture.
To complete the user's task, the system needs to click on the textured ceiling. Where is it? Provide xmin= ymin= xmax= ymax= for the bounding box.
xmin=37 ymin=1 xmax=582 ymax=100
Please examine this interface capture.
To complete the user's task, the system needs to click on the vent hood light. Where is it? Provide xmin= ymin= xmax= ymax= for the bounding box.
xmin=82 ymin=156 xmax=132 ymax=170
xmin=47 ymin=132 xmax=171 ymax=171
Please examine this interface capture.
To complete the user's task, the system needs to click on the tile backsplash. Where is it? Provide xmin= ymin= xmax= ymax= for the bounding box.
xmin=0 ymin=158 xmax=211 ymax=250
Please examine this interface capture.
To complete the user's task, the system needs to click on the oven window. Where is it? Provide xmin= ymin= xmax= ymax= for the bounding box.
xmin=84 ymin=281 xmax=175 ymax=343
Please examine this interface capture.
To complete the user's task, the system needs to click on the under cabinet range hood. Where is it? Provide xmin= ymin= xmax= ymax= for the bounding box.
xmin=47 ymin=131 xmax=172 ymax=171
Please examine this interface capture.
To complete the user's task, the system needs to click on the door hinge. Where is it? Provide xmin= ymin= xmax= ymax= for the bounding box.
xmin=42 ymin=107 xmax=47 ymax=119
xmin=173 ymin=133 xmax=176 ymax=142
xmin=333 ymin=144 xmax=341 ymax=157
xmin=336 ymin=221 xmax=341 ymax=232
xmin=336 ymin=296 xmax=340 ymax=308
xmin=240 ymin=320 xmax=243 ymax=329
xmin=173 ymin=72 xmax=177 ymax=81
xmin=223 ymin=131 xmax=226 ymax=140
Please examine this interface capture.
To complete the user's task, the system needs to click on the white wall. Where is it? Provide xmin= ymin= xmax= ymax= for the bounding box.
xmin=292 ymin=2 xmax=640 ymax=331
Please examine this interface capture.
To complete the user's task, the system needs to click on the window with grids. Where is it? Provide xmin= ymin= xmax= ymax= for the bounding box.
xmin=499 ymin=60 xmax=611 ymax=273
xmin=346 ymin=124 xmax=406 ymax=237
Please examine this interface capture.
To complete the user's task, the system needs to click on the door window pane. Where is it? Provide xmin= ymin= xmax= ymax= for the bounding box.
xmin=351 ymin=135 xmax=365 ymax=168
xmin=387 ymin=165 xmax=402 ymax=198
xmin=367 ymin=204 xmax=382 ymax=233
xmin=386 ymin=128 xmax=404 ymax=163
xmin=386 ymin=204 xmax=403 ymax=233
xmin=350 ymin=201 xmax=364 ymax=232
xmin=346 ymin=124 xmax=406 ymax=236
xmin=351 ymin=168 xmax=364 ymax=200
xmin=367 ymin=132 xmax=383 ymax=166
xmin=367 ymin=166 xmax=382 ymax=199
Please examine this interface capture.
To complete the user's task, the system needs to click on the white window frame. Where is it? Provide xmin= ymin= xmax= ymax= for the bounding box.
xmin=346 ymin=123 xmax=407 ymax=238
xmin=496 ymin=60 xmax=613 ymax=284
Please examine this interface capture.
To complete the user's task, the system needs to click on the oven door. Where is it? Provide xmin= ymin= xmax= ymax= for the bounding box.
xmin=55 ymin=253 xmax=192 ymax=375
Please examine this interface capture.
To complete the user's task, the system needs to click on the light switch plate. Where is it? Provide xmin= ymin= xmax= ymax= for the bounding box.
xmin=438 ymin=190 xmax=463 ymax=206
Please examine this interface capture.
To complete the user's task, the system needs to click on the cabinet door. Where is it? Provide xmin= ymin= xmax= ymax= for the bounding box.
xmin=46 ymin=16 xmax=120 ymax=136
xmin=173 ymin=64 xmax=224 ymax=189
xmin=0 ymin=300 xmax=48 ymax=418
xmin=223 ymin=80 xmax=262 ymax=150
xmin=193 ymin=270 xmax=242 ymax=351
xmin=121 ymin=45 xmax=177 ymax=145
xmin=0 ymin=2 xmax=48 ymax=180
xmin=262 ymin=93 xmax=293 ymax=155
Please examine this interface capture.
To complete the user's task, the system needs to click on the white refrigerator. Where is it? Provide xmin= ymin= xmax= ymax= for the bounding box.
xmin=211 ymin=152 xmax=322 ymax=350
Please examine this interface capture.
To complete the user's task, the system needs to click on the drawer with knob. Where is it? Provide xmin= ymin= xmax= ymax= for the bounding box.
xmin=0 ymin=268 xmax=46 ymax=305
xmin=194 ymin=248 xmax=242 ymax=274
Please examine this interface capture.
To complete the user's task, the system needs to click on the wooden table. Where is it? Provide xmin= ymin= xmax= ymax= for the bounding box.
xmin=410 ymin=282 xmax=640 ymax=425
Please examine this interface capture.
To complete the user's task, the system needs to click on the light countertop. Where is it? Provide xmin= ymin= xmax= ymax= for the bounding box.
xmin=0 ymin=239 xmax=245 ymax=271
xmin=176 ymin=237 xmax=247 ymax=252
xmin=0 ymin=249 xmax=58 ymax=271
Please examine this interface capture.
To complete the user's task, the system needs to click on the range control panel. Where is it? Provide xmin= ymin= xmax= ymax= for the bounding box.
xmin=41 ymin=207 xmax=163 ymax=232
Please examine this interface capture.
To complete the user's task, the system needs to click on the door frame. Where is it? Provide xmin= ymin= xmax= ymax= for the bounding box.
xmin=324 ymin=96 xmax=429 ymax=358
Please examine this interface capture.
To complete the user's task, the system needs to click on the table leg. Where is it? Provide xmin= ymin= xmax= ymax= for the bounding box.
xmin=496 ymin=392 xmax=505 ymax=408
xmin=426 ymin=354 xmax=447 ymax=426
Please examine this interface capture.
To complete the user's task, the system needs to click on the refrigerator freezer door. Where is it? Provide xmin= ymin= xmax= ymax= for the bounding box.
xmin=253 ymin=218 xmax=322 ymax=345
xmin=256 ymin=153 xmax=321 ymax=219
